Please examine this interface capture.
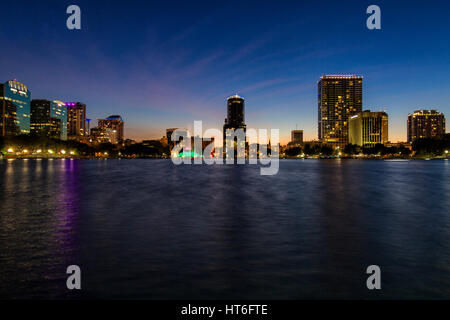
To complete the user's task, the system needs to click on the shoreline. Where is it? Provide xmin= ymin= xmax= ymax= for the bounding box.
xmin=1 ymin=156 xmax=448 ymax=161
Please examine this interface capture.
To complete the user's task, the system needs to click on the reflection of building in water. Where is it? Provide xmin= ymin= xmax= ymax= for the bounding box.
xmin=1 ymin=80 xmax=31 ymax=136
xmin=223 ymin=95 xmax=246 ymax=159
xmin=349 ymin=110 xmax=388 ymax=147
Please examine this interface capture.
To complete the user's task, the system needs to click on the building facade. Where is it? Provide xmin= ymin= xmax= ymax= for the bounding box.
xmin=318 ymin=75 xmax=363 ymax=147
xmin=223 ymin=94 xmax=247 ymax=158
xmin=1 ymin=80 xmax=31 ymax=136
xmin=349 ymin=110 xmax=388 ymax=146
xmin=66 ymin=102 xmax=86 ymax=140
xmin=90 ymin=127 xmax=116 ymax=144
xmin=291 ymin=130 xmax=304 ymax=143
xmin=407 ymin=110 xmax=446 ymax=143
xmin=30 ymin=100 xmax=67 ymax=140
xmin=100 ymin=115 xmax=124 ymax=142
xmin=91 ymin=115 xmax=124 ymax=144
xmin=0 ymin=88 xmax=19 ymax=136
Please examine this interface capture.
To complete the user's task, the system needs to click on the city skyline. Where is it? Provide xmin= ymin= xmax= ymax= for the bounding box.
xmin=2 ymin=74 xmax=447 ymax=144
xmin=1 ymin=1 xmax=450 ymax=144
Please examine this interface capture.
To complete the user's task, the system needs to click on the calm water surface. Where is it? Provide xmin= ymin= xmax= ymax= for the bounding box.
xmin=0 ymin=159 xmax=449 ymax=299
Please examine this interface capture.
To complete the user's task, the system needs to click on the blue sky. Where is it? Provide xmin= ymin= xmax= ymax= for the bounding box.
xmin=0 ymin=0 xmax=449 ymax=143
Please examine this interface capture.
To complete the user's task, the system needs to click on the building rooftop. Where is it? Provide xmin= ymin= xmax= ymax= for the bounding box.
xmin=410 ymin=110 xmax=442 ymax=115
xmin=7 ymin=80 xmax=28 ymax=92
xmin=64 ymin=102 xmax=85 ymax=107
xmin=320 ymin=75 xmax=363 ymax=79
xmin=227 ymin=94 xmax=244 ymax=100
xmin=106 ymin=115 xmax=123 ymax=121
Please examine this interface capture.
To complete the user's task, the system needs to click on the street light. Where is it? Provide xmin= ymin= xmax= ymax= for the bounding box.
xmin=7 ymin=148 xmax=14 ymax=153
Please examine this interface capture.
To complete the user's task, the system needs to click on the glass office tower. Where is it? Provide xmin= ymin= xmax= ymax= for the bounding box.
xmin=30 ymin=99 xmax=68 ymax=140
xmin=1 ymin=80 xmax=31 ymax=135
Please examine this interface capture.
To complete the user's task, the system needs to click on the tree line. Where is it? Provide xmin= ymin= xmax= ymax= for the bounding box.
xmin=284 ymin=134 xmax=449 ymax=158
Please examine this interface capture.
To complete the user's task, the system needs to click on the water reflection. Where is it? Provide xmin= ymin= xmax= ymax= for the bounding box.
xmin=0 ymin=159 xmax=449 ymax=299
xmin=0 ymin=159 xmax=81 ymax=299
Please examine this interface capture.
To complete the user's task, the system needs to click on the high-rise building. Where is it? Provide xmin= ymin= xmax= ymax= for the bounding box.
xmin=223 ymin=94 xmax=246 ymax=158
xmin=103 ymin=115 xmax=124 ymax=141
xmin=225 ymin=94 xmax=246 ymax=128
xmin=291 ymin=130 xmax=303 ymax=143
xmin=30 ymin=100 xmax=68 ymax=140
xmin=318 ymin=75 xmax=363 ymax=147
xmin=91 ymin=115 xmax=124 ymax=144
xmin=407 ymin=110 xmax=446 ymax=143
xmin=90 ymin=126 xmax=116 ymax=144
xmin=0 ymin=92 xmax=19 ymax=136
xmin=349 ymin=110 xmax=388 ymax=146
xmin=1 ymin=80 xmax=31 ymax=135
xmin=66 ymin=102 xmax=86 ymax=140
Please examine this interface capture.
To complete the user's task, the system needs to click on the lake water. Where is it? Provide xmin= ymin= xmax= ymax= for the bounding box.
xmin=0 ymin=159 xmax=449 ymax=299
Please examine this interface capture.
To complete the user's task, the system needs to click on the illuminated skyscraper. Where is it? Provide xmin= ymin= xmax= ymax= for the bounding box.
xmin=407 ymin=110 xmax=446 ymax=143
xmin=66 ymin=102 xmax=86 ymax=140
xmin=225 ymin=94 xmax=246 ymax=128
xmin=0 ymin=88 xmax=19 ymax=136
xmin=223 ymin=94 xmax=246 ymax=158
xmin=91 ymin=115 xmax=124 ymax=144
xmin=30 ymin=100 xmax=68 ymax=140
xmin=0 ymin=80 xmax=31 ymax=135
xmin=349 ymin=110 xmax=388 ymax=146
xmin=318 ymin=75 xmax=363 ymax=147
